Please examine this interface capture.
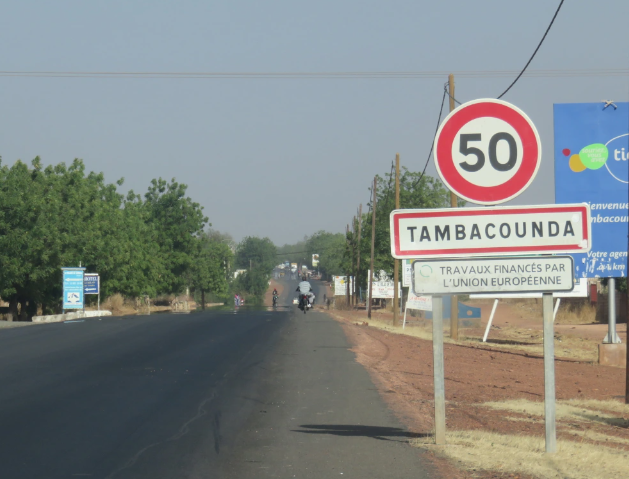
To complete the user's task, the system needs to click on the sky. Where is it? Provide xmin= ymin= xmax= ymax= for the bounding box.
xmin=0 ymin=0 xmax=627 ymax=245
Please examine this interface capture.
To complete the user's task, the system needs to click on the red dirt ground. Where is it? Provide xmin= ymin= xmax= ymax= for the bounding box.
xmin=328 ymin=309 xmax=628 ymax=479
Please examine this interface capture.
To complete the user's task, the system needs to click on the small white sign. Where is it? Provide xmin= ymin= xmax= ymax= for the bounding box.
xmin=406 ymin=293 xmax=432 ymax=311
xmin=334 ymin=276 xmax=354 ymax=296
xmin=412 ymin=256 xmax=574 ymax=295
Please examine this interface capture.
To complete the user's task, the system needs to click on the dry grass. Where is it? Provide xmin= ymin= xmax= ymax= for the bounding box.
xmin=332 ymin=310 xmax=599 ymax=362
xmin=102 ymin=293 xmax=125 ymax=314
xmin=555 ymin=301 xmax=597 ymax=325
xmin=482 ymin=398 xmax=629 ymax=428
xmin=413 ymin=430 xmax=629 ymax=479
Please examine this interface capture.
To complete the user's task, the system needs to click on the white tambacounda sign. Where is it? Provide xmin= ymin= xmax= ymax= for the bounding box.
xmin=390 ymin=204 xmax=591 ymax=259
xmin=412 ymin=256 xmax=574 ymax=295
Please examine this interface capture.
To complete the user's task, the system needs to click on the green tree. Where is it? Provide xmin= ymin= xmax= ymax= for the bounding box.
xmin=189 ymin=232 xmax=233 ymax=308
xmin=305 ymin=231 xmax=346 ymax=279
xmin=144 ymin=178 xmax=208 ymax=295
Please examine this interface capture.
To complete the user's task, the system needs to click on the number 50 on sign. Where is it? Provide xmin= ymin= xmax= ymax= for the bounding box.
xmin=434 ymin=99 xmax=542 ymax=205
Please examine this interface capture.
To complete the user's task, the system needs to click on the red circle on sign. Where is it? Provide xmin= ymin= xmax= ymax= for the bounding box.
xmin=434 ymin=99 xmax=541 ymax=205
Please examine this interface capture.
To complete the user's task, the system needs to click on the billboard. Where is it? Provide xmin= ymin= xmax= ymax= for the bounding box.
xmin=368 ymin=270 xmax=402 ymax=299
xmin=554 ymin=102 xmax=629 ymax=278
xmin=333 ymin=276 xmax=354 ymax=296
xmin=62 ymin=268 xmax=85 ymax=309
xmin=312 ymin=254 xmax=319 ymax=267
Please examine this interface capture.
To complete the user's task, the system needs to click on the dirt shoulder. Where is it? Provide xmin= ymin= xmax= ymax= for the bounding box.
xmin=329 ymin=309 xmax=629 ymax=479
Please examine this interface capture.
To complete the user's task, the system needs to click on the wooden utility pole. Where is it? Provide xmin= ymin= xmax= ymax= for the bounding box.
xmin=393 ymin=153 xmax=400 ymax=326
xmin=356 ymin=204 xmax=363 ymax=304
xmin=448 ymin=74 xmax=459 ymax=340
xmin=346 ymin=224 xmax=351 ymax=306
xmin=352 ymin=217 xmax=357 ymax=305
xmin=368 ymin=177 xmax=377 ymax=319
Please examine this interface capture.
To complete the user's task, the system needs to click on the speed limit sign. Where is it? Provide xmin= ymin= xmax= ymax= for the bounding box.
xmin=434 ymin=99 xmax=541 ymax=205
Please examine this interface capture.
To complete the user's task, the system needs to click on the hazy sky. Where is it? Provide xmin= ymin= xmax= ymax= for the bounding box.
xmin=1 ymin=0 xmax=627 ymax=245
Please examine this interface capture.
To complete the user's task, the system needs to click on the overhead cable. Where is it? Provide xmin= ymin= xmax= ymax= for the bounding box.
xmin=497 ymin=0 xmax=565 ymax=98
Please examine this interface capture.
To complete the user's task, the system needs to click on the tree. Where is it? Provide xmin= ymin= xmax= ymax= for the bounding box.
xmin=143 ymin=178 xmax=208 ymax=295
xmin=189 ymin=232 xmax=233 ymax=309
xmin=306 ymin=231 xmax=346 ymax=279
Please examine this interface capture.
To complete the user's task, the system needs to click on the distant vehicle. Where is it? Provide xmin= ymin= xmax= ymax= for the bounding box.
xmin=290 ymin=263 xmax=298 ymax=273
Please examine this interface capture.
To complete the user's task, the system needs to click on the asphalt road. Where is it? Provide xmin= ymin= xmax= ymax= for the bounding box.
xmin=0 ymin=279 xmax=436 ymax=479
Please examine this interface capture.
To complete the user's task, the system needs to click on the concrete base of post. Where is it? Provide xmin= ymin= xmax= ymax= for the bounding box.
xmin=598 ymin=343 xmax=627 ymax=368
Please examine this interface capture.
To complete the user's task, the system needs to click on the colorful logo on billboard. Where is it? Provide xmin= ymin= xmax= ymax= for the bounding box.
xmin=562 ymin=134 xmax=628 ymax=183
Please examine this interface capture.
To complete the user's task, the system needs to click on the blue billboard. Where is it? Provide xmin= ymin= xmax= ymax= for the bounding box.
xmin=62 ymin=268 xmax=85 ymax=309
xmin=554 ymin=102 xmax=629 ymax=278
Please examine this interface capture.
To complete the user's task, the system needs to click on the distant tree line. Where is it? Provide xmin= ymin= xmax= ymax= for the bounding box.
xmin=0 ymin=157 xmax=234 ymax=320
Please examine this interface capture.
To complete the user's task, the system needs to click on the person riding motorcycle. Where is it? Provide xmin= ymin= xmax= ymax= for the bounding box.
xmin=272 ymin=288 xmax=279 ymax=306
xmin=296 ymin=277 xmax=315 ymax=309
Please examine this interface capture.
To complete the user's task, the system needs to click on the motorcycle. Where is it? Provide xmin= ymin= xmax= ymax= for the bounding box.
xmin=298 ymin=294 xmax=311 ymax=314
xmin=272 ymin=294 xmax=278 ymax=307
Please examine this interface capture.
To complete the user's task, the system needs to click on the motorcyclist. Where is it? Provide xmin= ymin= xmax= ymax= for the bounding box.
xmin=296 ymin=277 xmax=315 ymax=308
xmin=272 ymin=288 xmax=279 ymax=306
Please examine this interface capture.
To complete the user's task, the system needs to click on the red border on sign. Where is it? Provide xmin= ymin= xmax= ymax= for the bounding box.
xmin=435 ymin=101 xmax=540 ymax=204
xmin=392 ymin=205 xmax=589 ymax=257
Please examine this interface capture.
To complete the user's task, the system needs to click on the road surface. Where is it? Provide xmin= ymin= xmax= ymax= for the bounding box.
xmin=0 ymin=279 xmax=436 ymax=478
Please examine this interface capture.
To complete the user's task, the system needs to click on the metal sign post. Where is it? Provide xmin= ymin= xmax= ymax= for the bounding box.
xmin=432 ymin=296 xmax=446 ymax=445
xmin=542 ymin=292 xmax=557 ymax=453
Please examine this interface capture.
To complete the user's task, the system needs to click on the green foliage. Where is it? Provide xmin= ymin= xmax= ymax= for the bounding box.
xmin=305 ymin=231 xmax=346 ymax=279
xmin=235 ymin=236 xmax=277 ymax=275
xmin=233 ymin=236 xmax=276 ymax=298
xmin=352 ymin=168 xmax=452 ymax=289
xmin=0 ymin=158 xmax=218 ymax=319
xmin=188 ymin=232 xmax=233 ymax=297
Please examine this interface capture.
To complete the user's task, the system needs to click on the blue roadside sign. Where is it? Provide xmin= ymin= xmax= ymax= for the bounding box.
xmin=62 ymin=268 xmax=85 ymax=309
xmin=84 ymin=274 xmax=99 ymax=294
xmin=554 ymin=102 xmax=629 ymax=278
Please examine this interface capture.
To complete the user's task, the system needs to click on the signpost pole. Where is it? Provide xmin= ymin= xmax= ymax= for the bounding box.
xmin=432 ymin=295 xmax=446 ymax=445
xmin=393 ymin=153 xmax=400 ymax=326
xmin=542 ymin=292 xmax=557 ymax=453
xmin=368 ymin=177 xmax=377 ymax=319
xmin=603 ymin=278 xmax=621 ymax=343
xmin=356 ymin=204 xmax=363 ymax=304
xmin=447 ymin=74 xmax=459 ymax=340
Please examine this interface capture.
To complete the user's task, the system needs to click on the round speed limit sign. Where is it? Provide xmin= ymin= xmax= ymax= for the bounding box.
xmin=434 ymin=99 xmax=541 ymax=205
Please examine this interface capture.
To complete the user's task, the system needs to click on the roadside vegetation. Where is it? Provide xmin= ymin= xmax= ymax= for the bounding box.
xmin=0 ymin=157 xmax=271 ymax=319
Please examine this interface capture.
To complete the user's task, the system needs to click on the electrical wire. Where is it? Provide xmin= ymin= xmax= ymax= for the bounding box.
xmin=497 ymin=0 xmax=565 ymax=98
xmin=410 ymin=84 xmax=448 ymax=190
xmin=1 ymin=66 xmax=625 ymax=80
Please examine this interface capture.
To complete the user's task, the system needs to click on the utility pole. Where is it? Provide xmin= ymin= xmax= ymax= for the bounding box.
xmin=352 ymin=217 xmax=357 ymax=305
xmin=448 ymin=73 xmax=459 ymax=340
xmin=393 ymin=153 xmax=400 ymax=326
xmin=356 ymin=204 xmax=363 ymax=304
xmin=368 ymin=177 xmax=377 ymax=319
xmin=346 ymin=224 xmax=351 ymax=306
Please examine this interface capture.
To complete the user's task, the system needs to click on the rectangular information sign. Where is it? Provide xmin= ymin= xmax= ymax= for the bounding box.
xmin=62 ymin=268 xmax=85 ymax=309
xmin=84 ymin=274 xmax=99 ymax=295
xmin=333 ymin=276 xmax=354 ymax=296
xmin=412 ymin=256 xmax=574 ymax=295
xmin=406 ymin=292 xmax=432 ymax=311
xmin=390 ymin=204 xmax=590 ymax=259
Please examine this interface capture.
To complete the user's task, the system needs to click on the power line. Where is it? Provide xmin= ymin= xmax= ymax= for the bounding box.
xmin=2 ymin=66 xmax=626 ymax=80
xmin=498 ymin=0 xmax=565 ymax=98
xmin=410 ymin=84 xmax=448 ymax=190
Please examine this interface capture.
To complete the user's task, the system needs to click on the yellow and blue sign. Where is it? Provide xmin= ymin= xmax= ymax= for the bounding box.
xmin=554 ymin=102 xmax=629 ymax=278
xmin=62 ymin=268 xmax=85 ymax=309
